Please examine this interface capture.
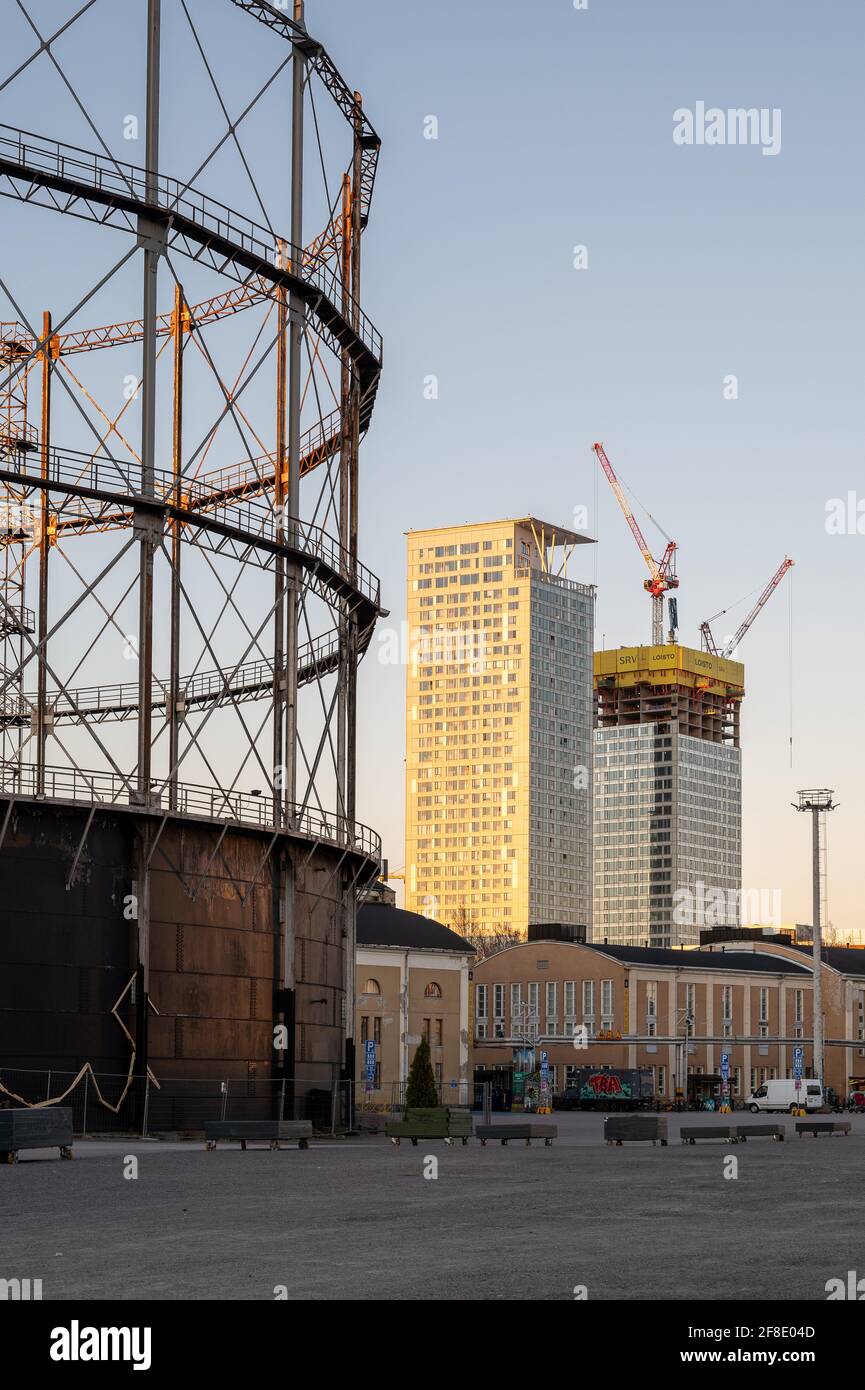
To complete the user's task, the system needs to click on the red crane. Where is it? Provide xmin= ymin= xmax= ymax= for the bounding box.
xmin=592 ymin=442 xmax=679 ymax=645
xmin=700 ymin=557 xmax=794 ymax=658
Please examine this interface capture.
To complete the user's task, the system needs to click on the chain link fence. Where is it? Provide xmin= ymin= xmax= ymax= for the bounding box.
xmin=0 ymin=1068 xmax=353 ymax=1136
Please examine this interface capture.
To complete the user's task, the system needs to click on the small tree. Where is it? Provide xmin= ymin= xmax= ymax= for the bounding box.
xmin=405 ymin=1035 xmax=438 ymax=1109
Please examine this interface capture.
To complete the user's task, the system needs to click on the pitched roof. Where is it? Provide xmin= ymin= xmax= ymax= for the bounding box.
xmin=586 ymin=943 xmax=811 ymax=975
xmin=357 ymin=903 xmax=475 ymax=954
xmin=790 ymin=944 xmax=865 ymax=977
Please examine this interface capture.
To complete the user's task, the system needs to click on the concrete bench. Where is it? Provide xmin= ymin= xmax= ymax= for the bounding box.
xmin=680 ymin=1125 xmax=737 ymax=1144
xmin=204 ymin=1120 xmax=312 ymax=1151
xmin=386 ymin=1107 xmax=474 ymax=1146
xmin=605 ymin=1115 xmax=668 ymax=1146
xmin=475 ymin=1124 xmax=556 ymax=1146
xmin=735 ymin=1124 xmax=785 ymax=1142
xmin=795 ymin=1120 xmax=851 ymax=1138
xmin=0 ymin=1107 xmax=74 ymax=1164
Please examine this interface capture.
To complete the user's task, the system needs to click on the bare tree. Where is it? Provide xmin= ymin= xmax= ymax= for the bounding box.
xmin=447 ymin=905 xmax=523 ymax=962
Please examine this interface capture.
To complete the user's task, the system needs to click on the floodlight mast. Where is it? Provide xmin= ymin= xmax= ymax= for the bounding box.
xmin=793 ymin=789 xmax=838 ymax=1086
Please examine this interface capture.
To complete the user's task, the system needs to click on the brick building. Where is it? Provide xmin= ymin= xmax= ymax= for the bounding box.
xmin=472 ymin=934 xmax=865 ymax=1102
xmin=356 ymin=902 xmax=474 ymax=1102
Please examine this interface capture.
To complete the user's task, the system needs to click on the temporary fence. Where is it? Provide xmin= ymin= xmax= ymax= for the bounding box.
xmin=0 ymin=1068 xmax=353 ymax=1136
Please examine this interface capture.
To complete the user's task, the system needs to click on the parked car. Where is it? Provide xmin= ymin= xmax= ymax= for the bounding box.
xmin=747 ymin=1079 xmax=823 ymax=1113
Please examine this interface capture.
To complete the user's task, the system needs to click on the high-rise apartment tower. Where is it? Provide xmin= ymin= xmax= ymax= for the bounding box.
xmin=405 ymin=519 xmax=594 ymax=937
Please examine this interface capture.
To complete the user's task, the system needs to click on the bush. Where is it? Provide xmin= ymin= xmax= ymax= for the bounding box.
xmin=405 ymin=1035 xmax=438 ymax=1109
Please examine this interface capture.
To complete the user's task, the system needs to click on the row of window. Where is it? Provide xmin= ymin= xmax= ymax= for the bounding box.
xmin=475 ymin=982 xmax=807 ymax=1029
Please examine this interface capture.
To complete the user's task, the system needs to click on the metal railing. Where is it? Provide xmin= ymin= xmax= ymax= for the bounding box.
xmin=0 ymin=760 xmax=381 ymax=860
xmin=0 ymin=443 xmax=381 ymax=608
xmin=1 ymin=630 xmax=343 ymax=722
xmin=0 ymin=125 xmax=382 ymax=363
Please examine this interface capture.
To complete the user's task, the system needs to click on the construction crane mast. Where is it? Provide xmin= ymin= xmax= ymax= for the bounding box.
xmin=700 ymin=557 xmax=794 ymax=658
xmin=592 ymin=442 xmax=679 ymax=645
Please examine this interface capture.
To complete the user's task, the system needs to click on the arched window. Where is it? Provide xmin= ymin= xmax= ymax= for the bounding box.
xmin=424 ymin=982 xmax=442 ymax=998
xmin=363 ymin=978 xmax=381 ymax=995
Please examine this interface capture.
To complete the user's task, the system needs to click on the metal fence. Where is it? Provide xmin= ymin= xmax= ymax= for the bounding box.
xmin=0 ymin=1069 xmax=353 ymax=1136
xmin=357 ymin=1080 xmax=477 ymax=1114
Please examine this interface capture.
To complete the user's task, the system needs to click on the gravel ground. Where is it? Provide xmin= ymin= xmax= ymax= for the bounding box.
xmin=2 ymin=1109 xmax=862 ymax=1301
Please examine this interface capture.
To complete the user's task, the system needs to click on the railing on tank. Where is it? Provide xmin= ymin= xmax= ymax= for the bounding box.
xmin=0 ymin=760 xmax=381 ymax=861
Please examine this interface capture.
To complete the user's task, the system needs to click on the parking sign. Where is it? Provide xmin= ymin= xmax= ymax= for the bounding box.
xmin=793 ymin=1045 xmax=803 ymax=1093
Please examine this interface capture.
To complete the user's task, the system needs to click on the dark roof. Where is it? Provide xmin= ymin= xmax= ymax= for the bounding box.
xmin=357 ymin=903 xmax=475 ymax=954
xmin=587 ymin=943 xmax=811 ymax=975
xmin=790 ymin=944 xmax=865 ymax=976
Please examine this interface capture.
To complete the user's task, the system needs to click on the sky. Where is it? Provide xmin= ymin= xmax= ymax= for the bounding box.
xmin=1 ymin=0 xmax=862 ymax=934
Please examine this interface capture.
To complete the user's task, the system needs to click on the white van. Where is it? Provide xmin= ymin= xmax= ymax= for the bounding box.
xmin=747 ymin=1079 xmax=823 ymax=1113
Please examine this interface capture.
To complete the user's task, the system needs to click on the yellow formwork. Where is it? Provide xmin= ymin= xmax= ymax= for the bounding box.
xmin=594 ymin=644 xmax=745 ymax=698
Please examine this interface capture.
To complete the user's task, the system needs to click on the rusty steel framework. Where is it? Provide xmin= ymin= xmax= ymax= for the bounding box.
xmin=0 ymin=0 xmax=384 ymax=1098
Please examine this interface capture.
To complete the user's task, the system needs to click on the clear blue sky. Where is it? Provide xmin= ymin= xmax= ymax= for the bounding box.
xmin=334 ymin=0 xmax=864 ymax=934
xmin=1 ymin=0 xmax=862 ymax=932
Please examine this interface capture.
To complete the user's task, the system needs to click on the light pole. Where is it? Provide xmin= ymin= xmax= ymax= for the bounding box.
xmin=675 ymin=1005 xmax=695 ymax=1110
xmin=794 ymin=789 xmax=838 ymax=1086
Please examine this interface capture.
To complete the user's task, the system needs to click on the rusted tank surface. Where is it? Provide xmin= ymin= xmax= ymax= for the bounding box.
xmin=0 ymin=803 xmax=132 ymax=1075
xmin=0 ymin=802 xmax=355 ymax=1115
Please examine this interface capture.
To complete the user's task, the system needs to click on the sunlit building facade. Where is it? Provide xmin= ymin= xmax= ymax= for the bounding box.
xmin=404 ymin=518 xmax=594 ymax=937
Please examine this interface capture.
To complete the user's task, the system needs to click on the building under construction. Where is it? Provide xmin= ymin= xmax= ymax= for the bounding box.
xmin=0 ymin=1 xmax=383 ymax=1126
xmin=591 ymin=444 xmax=791 ymax=949
xmin=594 ymin=645 xmax=744 ymax=948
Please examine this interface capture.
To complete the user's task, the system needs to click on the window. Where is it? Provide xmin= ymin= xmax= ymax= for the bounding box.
xmin=759 ymin=987 xmax=769 ymax=1024
xmin=528 ymin=982 xmax=539 ymax=1019
xmin=684 ymin=983 xmax=696 ymax=1027
xmin=510 ymin=983 xmax=522 ymax=1015
xmin=476 ymin=985 xmax=488 ymax=1019
xmin=600 ymin=979 xmax=613 ymax=1021
xmin=545 ymin=981 xmax=557 ymax=1022
xmin=582 ymin=980 xmax=595 ymax=1020
xmin=423 ymin=1018 xmax=431 ymax=1042
xmin=646 ymin=981 xmax=657 ymax=1018
xmin=374 ymin=1016 xmax=381 ymax=1044
xmin=424 ymin=982 xmax=442 ymax=998
xmin=657 ymin=1065 xmax=666 ymax=1097
xmin=564 ymin=981 xmax=576 ymax=1018
xmin=360 ymin=1016 xmax=369 ymax=1043
xmin=493 ymin=984 xmax=504 ymax=1020
xmin=435 ymin=1019 xmax=443 ymax=1047
xmin=363 ymin=978 xmax=381 ymax=996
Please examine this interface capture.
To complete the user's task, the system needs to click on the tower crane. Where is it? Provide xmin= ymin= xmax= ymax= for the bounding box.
xmin=700 ymin=557 xmax=793 ymax=658
xmin=592 ymin=442 xmax=679 ymax=645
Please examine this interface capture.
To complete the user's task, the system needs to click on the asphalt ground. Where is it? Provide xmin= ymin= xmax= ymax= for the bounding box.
xmin=2 ymin=1109 xmax=863 ymax=1301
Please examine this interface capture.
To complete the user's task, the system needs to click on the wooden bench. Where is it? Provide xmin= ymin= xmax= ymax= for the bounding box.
xmin=475 ymin=1124 xmax=556 ymax=1147
xmin=680 ymin=1125 xmax=737 ymax=1144
xmin=0 ymin=1108 xmax=73 ymax=1164
xmin=605 ymin=1115 xmax=668 ymax=1146
xmin=203 ymin=1120 xmax=312 ymax=1151
xmin=735 ymin=1124 xmax=785 ymax=1142
xmin=795 ymin=1120 xmax=851 ymax=1138
xmin=386 ymin=1107 xmax=473 ymax=1146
